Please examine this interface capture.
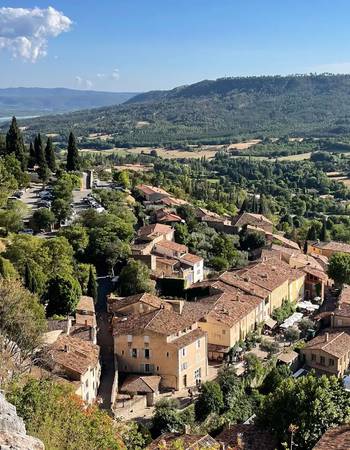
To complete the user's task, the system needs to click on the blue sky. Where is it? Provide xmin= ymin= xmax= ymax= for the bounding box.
xmin=1 ymin=0 xmax=350 ymax=92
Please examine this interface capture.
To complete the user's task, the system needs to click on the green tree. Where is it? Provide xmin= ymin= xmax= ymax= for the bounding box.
xmin=152 ymin=398 xmax=183 ymax=437
xmin=257 ymin=374 xmax=350 ymax=450
xmin=23 ymin=261 xmax=39 ymax=294
xmin=0 ymin=256 xmax=17 ymax=279
xmin=284 ymin=326 xmax=300 ymax=343
xmin=34 ymin=134 xmax=48 ymax=181
xmin=45 ymin=274 xmax=81 ymax=317
xmin=328 ymin=252 xmax=350 ymax=286
xmin=320 ymin=218 xmax=330 ymax=242
xmin=7 ymin=379 xmax=123 ymax=450
xmin=58 ymin=224 xmax=88 ymax=257
xmin=28 ymin=141 xmax=36 ymax=168
xmin=114 ymin=170 xmax=131 ymax=189
xmin=51 ymin=198 xmax=71 ymax=225
xmin=66 ymin=132 xmax=80 ymax=172
xmin=194 ymin=381 xmax=224 ymax=420
xmin=118 ymin=260 xmax=154 ymax=296
xmin=44 ymin=137 xmax=56 ymax=172
xmin=0 ymin=278 xmax=46 ymax=354
xmin=30 ymin=208 xmax=55 ymax=233
xmin=87 ymin=265 xmax=98 ymax=302
xmin=5 ymin=117 xmax=26 ymax=170
xmin=240 ymin=230 xmax=266 ymax=251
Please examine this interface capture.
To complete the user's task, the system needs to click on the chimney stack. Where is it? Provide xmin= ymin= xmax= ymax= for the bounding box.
xmin=64 ymin=344 xmax=70 ymax=353
xmin=325 ymin=332 xmax=329 ymax=342
xmin=66 ymin=316 xmax=72 ymax=336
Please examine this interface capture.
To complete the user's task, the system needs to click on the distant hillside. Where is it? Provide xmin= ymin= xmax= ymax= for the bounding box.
xmin=9 ymin=74 xmax=350 ymax=144
xmin=0 ymin=88 xmax=137 ymax=117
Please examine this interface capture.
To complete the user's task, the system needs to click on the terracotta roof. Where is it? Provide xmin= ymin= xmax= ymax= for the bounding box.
xmin=313 ymin=425 xmax=350 ymax=449
xmin=219 ymin=271 xmax=270 ymax=299
xmin=311 ymin=241 xmax=350 ymax=254
xmin=170 ymin=328 xmax=206 ymax=348
xmin=109 ymin=293 xmax=168 ymax=312
xmin=339 ymin=285 xmax=350 ymax=305
xmin=121 ymin=375 xmax=161 ymax=394
xmin=158 ymin=212 xmax=182 ymax=223
xmin=137 ymin=184 xmax=170 ymax=197
xmin=303 ymin=266 xmax=328 ymax=282
xmin=155 ymin=240 xmax=188 ymax=253
xmin=75 ymin=313 xmax=96 ymax=328
xmin=233 ymin=212 xmax=273 ymax=226
xmin=76 ymin=296 xmax=95 ymax=313
xmin=180 ymin=253 xmax=203 ymax=264
xmin=302 ymin=329 xmax=350 ymax=358
xmin=47 ymin=335 xmax=99 ymax=375
xmin=277 ymin=350 xmax=299 ymax=364
xmin=181 ymin=295 xmax=221 ymax=322
xmin=216 ymin=424 xmax=277 ymax=450
xmin=137 ymin=223 xmax=173 ymax=238
xmin=156 ymin=257 xmax=179 ymax=267
xmin=113 ymin=307 xmax=196 ymax=336
xmin=147 ymin=433 xmax=219 ymax=450
xmin=196 ymin=207 xmax=223 ymax=219
xmin=271 ymin=234 xmax=300 ymax=250
xmin=159 ymin=196 xmax=188 ymax=207
xmin=206 ymin=291 xmax=262 ymax=327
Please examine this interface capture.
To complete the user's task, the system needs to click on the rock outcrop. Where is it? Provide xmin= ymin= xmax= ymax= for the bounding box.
xmin=0 ymin=392 xmax=44 ymax=450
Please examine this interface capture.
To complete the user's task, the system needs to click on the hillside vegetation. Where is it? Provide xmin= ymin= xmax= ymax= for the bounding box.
xmin=9 ymin=74 xmax=350 ymax=145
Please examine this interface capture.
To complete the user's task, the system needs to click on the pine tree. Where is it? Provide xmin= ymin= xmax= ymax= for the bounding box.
xmin=34 ymin=134 xmax=49 ymax=181
xmin=45 ymin=137 xmax=56 ymax=172
xmin=87 ymin=265 xmax=98 ymax=303
xmin=6 ymin=116 xmax=27 ymax=170
xmin=66 ymin=132 xmax=80 ymax=171
xmin=28 ymin=141 xmax=36 ymax=168
xmin=259 ymin=194 xmax=270 ymax=216
xmin=24 ymin=262 xmax=38 ymax=294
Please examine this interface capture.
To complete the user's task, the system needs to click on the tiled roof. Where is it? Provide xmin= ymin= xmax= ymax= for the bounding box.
xmin=302 ymin=329 xmax=350 ymax=358
xmin=121 ymin=375 xmax=161 ymax=394
xmin=137 ymin=184 xmax=170 ymax=197
xmin=137 ymin=223 xmax=173 ymax=237
xmin=159 ymin=196 xmax=188 ymax=206
xmin=157 ymin=212 xmax=182 ymax=223
xmin=110 ymin=292 xmax=168 ymax=311
xmin=181 ymin=296 xmax=221 ymax=322
xmin=313 ymin=425 xmax=350 ymax=449
xmin=47 ymin=335 xmax=99 ymax=375
xmin=75 ymin=313 xmax=96 ymax=328
xmin=219 ymin=272 xmax=270 ymax=299
xmin=216 ymin=424 xmax=277 ymax=450
xmin=156 ymin=257 xmax=179 ymax=266
xmin=302 ymin=266 xmax=328 ymax=282
xmin=180 ymin=253 xmax=203 ymax=264
xmin=76 ymin=296 xmax=95 ymax=313
xmin=155 ymin=240 xmax=188 ymax=253
xmin=113 ymin=307 xmax=196 ymax=336
xmin=233 ymin=212 xmax=273 ymax=226
xmin=271 ymin=234 xmax=300 ymax=250
xmin=170 ymin=328 xmax=206 ymax=349
xmin=312 ymin=240 xmax=350 ymax=254
xmin=147 ymin=433 xmax=219 ymax=450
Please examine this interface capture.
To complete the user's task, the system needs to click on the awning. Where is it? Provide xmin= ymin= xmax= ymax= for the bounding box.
xmin=264 ymin=317 xmax=277 ymax=329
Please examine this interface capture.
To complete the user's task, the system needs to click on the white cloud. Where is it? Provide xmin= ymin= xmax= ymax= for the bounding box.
xmin=85 ymin=80 xmax=93 ymax=89
xmin=0 ymin=6 xmax=72 ymax=62
xmin=75 ymin=76 xmax=93 ymax=89
xmin=111 ymin=68 xmax=120 ymax=80
xmin=96 ymin=73 xmax=106 ymax=79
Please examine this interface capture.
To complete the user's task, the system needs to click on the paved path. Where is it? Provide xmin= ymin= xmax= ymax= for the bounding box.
xmin=96 ymin=276 xmax=115 ymax=412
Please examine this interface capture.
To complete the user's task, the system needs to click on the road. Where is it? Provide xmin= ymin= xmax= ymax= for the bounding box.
xmin=20 ymin=182 xmax=43 ymax=220
xmin=96 ymin=276 xmax=115 ymax=411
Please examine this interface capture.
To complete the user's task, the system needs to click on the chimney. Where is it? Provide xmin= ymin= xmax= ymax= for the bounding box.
xmin=325 ymin=332 xmax=329 ymax=342
xmin=85 ymin=319 xmax=88 ymax=327
xmin=91 ymin=325 xmax=97 ymax=345
xmin=64 ymin=344 xmax=70 ymax=353
xmin=66 ymin=316 xmax=72 ymax=336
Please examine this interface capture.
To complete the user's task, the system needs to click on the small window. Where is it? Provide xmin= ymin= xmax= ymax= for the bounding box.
xmin=127 ymin=335 xmax=133 ymax=342
xmin=197 ymin=339 xmax=201 ymax=348
xmin=144 ymin=348 xmax=150 ymax=359
xmin=311 ymin=353 xmax=316 ymax=361
xmin=156 ymin=366 xmax=159 ymax=371
xmin=320 ymin=356 xmax=325 ymax=366
xmin=144 ymin=335 xmax=150 ymax=343
xmin=182 ymin=348 xmax=186 ymax=357
xmin=121 ymin=350 xmax=124 ymax=355
xmin=329 ymin=358 xmax=335 ymax=366
xmin=222 ymin=329 xmax=226 ymax=335
xmin=145 ymin=364 xmax=150 ymax=372
xmin=166 ymin=352 xmax=170 ymax=358
xmin=132 ymin=348 xmax=137 ymax=358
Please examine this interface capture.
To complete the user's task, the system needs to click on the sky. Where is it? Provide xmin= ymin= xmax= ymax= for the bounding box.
xmin=1 ymin=0 xmax=350 ymax=92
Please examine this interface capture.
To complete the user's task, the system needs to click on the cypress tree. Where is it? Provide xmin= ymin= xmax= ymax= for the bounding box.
xmin=320 ymin=218 xmax=330 ymax=242
xmin=66 ymin=132 xmax=80 ymax=171
xmin=6 ymin=116 xmax=26 ymax=170
xmin=24 ymin=262 xmax=38 ymax=294
xmin=28 ymin=141 xmax=36 ymax=168
xmin=87 ymin=265 xmax=98 ymax=303
xmin=45 ymin=137 xmax=56 ymax=172
xmin=34 ymin=134 xmax=49 ymax=181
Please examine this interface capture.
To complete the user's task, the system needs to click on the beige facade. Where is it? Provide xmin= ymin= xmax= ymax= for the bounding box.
xmin=114 ymin=328 xmax=207 ymax=390
xmin=307 ymin=241 xmax=350 ymax=258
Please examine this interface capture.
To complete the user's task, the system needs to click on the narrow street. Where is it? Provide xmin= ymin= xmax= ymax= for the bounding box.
xmin=96 ymin=276 xmax=115 ymax=411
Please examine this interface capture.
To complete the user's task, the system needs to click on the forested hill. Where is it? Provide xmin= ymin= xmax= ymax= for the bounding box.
xmin=10 ymin=74 xmax=350 ymax=144
xmin=0 ymin=88 xmax=137 ymax=117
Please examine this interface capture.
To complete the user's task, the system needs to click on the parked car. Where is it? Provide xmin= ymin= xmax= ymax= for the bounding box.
xmin=19 ymin=228 xmax=34 ymax=235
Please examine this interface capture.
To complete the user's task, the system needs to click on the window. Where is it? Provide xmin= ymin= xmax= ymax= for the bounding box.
xmin=85 ymin=380 xmax=89 ymax=388
xmin=132 ymin=348 xmax=137 ymax=358
xmin=182 ymin=348 xmax=187 ymax=357
xmin=145 ymin=364 xmax=150 ymax=372
xmin=144 ymin=335 xmax=150 ymax=343
xmin=121 ymin=350 xmax=124 ymax=355
xmin=197 ymin=339 xmax=201 ymax=348
xmin=222 ymin=329 xmax=226 ymax=335
xmin=320 ymin=356 xmax=325 ymax=366
xmin=329 ymin=358 xmax=335 ymax=367
xmin=311 ymin=353 xmax=316 ymax=361
xmin=156 ymin=366 xmax=159 ymax=371
xmin=127 ymin=335 xmax=132 ymax=342
xmin=194 ymin=368 xmax=201 ymax=379
xmin=166 ymin=352 xmax=170 ymax=358
xmin=181 ymin=362 xmax=188 ymax=371
xmin=144 ymin=348 xmax=150 ymax=359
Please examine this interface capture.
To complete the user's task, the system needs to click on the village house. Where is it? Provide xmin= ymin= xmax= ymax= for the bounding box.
xmin=132 ymin=223 xmax=174 ymax=256
xmin=136 ymin=184 xmax=170 ymax=202
xmin=147 ymin=433 xmax=220 ymax=450
xmin=153 ymin=208 xmax=183 ymax=225
xmin=45 ymin=335 xmax=101 ymax=404
xmin=216 ymin=424 xmax=277 ymax=450
xmin=107 ymin=292 xmax=171 ymax=316
xmin=232 ymin=212 xmax=274 ymax=233
xmin=313 ymin=424 xmax=350 ymax=449
xmin=113 ymin=307 xmax=208 ymax=390
xmin=307 ymin=240 xmax=350 ymax=258
xmin=301 ymin=329 xmax=350 ymax=377
xmin=120 ymin=375 xmax=161 ymax=407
